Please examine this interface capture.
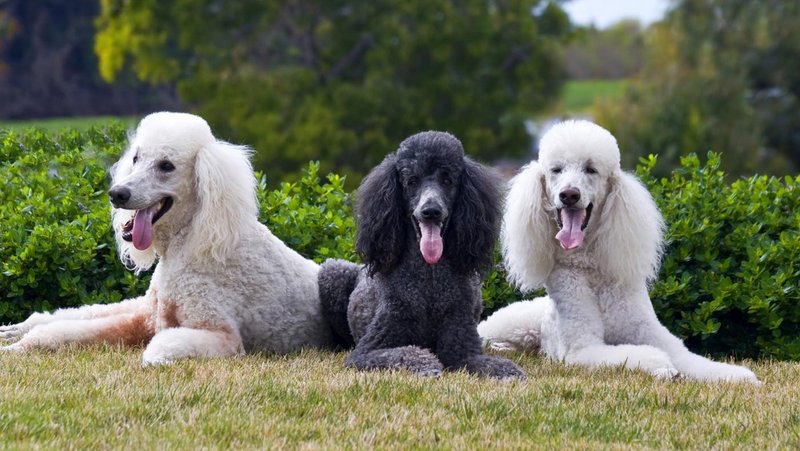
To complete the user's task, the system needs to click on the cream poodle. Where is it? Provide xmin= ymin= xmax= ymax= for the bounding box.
xmin=478 ymin=120 xmax=759 ymax=383
xmin=1 ymin=112 xmax=336 ymax=364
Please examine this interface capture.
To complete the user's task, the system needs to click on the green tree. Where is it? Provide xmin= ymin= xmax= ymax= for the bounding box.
xmin=596 ymin=0 xmax=800 ymax=176
xmin=95 ymin=0 xmax=571 ymax=184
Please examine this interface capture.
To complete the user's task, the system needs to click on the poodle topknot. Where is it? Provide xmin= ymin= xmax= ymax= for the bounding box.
xmin=319 ymin=131 xmax=524 ymax=379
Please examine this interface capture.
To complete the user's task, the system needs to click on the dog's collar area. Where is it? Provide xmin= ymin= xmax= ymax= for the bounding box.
xmin=555 ymin=203 xmax=593 ymax=230
xmin=120 ymin=197 xmax=174 ymax=242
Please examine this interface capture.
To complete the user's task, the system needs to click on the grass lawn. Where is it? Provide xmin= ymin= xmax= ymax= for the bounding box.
xmin=0 ymin=348 xmax=795 ymax=448
xmin=560 ymin=79 xmax=629 ymax=115
xmin=0 ymin=116 xmax=137 ymax=133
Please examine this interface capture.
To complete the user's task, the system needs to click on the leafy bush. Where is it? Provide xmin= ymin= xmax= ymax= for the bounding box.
xmin=640 ymin=153 xmax=800 ymax=360
xmin=1 ymin=127 xmax=798 ymax=360
xmin=0 ymin=127 xmax=145 ymax=323
xmin=258 ymin=162 xmax=357 ymax=263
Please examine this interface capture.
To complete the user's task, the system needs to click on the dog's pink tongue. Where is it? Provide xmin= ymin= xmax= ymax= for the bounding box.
xmin=419 ymin=222 xmax=443 ymax=264
xmin=132 ymin=205 xmax=157 ymax=250
xmin=555 ymin=209 xmax=584 ymax=251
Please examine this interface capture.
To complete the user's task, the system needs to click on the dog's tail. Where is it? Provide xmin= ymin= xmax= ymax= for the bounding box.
xmin=318 ymin=258 xmax=361 ymax=348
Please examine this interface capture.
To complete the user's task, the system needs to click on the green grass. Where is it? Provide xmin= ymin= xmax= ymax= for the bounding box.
xmin=0 ymin=348 xmax=795 ymax=448
xmin=0 ymin=116 xmax=136 ymax=133
xmin=560 ymin=79 xmax=629 ymax=114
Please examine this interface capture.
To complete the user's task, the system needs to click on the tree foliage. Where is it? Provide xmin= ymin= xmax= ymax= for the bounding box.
xmin=95 ymin=0 xmax=571 ymax=183
xmin=596 ymin=0 xmax=800 ymax=176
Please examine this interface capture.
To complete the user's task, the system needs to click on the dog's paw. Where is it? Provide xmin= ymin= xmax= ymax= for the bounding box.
xmin=417 ymin=366 xmax=444 ymax=378
xmin=141 ymin=348 xmax=176 ymax=367
xmin=0 ymin=343 xmax=25 ymax=353
xmin=491 ymin=359 xmax=526 ymax=380
xmin=487 ymin=341 xmax=518 ymax=352
xmin=464 ymin=355 xmax=526 ymax=380
xmin=0 ymin=324 xmax=26 ymax=342
xmin=403 ymin=349 xmax=445 ymax=377
xmin=677 ymin=357 xmax=761 ymax=385
xmin=651 ymin=367 xmax=682 ymax=381
xmin=716 ymin=364 xmax=761 ymax=385
xmin=142 ymin=355 xmax=174 ymax=367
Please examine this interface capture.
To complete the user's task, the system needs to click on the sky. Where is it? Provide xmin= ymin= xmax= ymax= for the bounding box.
xmin=562 ymin=0 xmax=672 ymax=29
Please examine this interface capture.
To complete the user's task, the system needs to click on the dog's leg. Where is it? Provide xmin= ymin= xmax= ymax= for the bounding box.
xmin=345 ymin=311 xmax=444 ymax=376
xmin=0 ymin=295 xmax=152 ymax=343
xmin=318 ymin=259 xmax=361 ymax=347
xmin=477 ymin=297 xmax=552 ymax=352
xmin=141 ymin=327 xmax=243 ymax=366
xmin=608 ymin=287 xmax=759 ymax=383
xmin=548 ymin=271 xmax=679 ymax=379
xmin=1 ymin=309 xmax=155 ymax=352
xmin=435 ymin=310 xmax=525 ymax=379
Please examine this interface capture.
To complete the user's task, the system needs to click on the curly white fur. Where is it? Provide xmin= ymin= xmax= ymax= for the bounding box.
xmin=480 ymin=120 xmax=759 ymax=384
xmin=1 ymin=112 xmax=335 ymax=364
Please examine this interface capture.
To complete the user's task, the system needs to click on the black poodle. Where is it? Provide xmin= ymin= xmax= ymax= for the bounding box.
xmin=319 ymin=131 xmax=524 ymax=379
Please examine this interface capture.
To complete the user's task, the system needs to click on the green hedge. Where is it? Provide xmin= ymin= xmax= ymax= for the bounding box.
xmin=1 ymin=127 xmax=798 ymax=360
xmin=640 ymin=153 xmax=800 ymax=360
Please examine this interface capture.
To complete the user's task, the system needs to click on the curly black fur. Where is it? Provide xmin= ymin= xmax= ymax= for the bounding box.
xmin=319 ymin=131 xmax=524 ymax=379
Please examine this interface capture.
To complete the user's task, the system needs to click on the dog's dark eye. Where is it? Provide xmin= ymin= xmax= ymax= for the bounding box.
xmin=406 ymin=176 xmax=418 ymax=187
xmin=158 ymin=160 xmax=176 ymax=172
xmin=551 ymin=167 xmax=562 ymax=174
xmin=133 ymin=155 xmax=138 ymax=164
xmin=585 ymin=166 xmax=597 ymax=174
xmin=441 ymin=174 xmax=452 ymax=185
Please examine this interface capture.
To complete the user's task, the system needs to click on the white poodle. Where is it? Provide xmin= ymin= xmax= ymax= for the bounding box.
xmin=0 ymin=112 xmax=336 ymax=364
xmin=478 ymin=120 xmax=759 ymax=383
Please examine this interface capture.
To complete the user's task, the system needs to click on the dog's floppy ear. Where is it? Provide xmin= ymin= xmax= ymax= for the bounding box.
xmin=189 ymin=140 xmax=258 ymax=264
xmin=502 ymin=161 xmax=556 ymax=292
xmin=594 ymin=171 xmax=664 ymax=285
xmin=445 ymin=158 xmax=502 ymax=274
xmin=356 ymin=154 xmax=406 ymax=275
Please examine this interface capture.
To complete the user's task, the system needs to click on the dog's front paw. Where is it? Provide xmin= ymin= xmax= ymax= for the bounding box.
xmin=651 ymin=367 xmax=682 ymax=381
xmin=141 ymin=348 xmax=175 ymax=367
xmin=0 ymin=343 xmax=25 ymax=353
xmin=717 ymin=364 xmax=761 ymax=385
xmin=0 ymin=325 xmax=24 ymax=342
xmin=0 ymin=318 xmax=38 ymax=342
xmin=487 ymin=341 xmax=518 ymax=352
xmin=464 ymin=355 xmax=526 ymax=380
xmin=398 ymin=347 xmax=445 ymax=377
xmin=676 ymin=356 xmax=761 ymax=385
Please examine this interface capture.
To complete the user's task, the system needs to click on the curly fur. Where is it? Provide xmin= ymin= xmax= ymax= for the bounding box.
xmin=1 ymin=112 xmax=336 ymax=363
xmin=479 ymin=120 xmax=759 ymax=383
xmin=320 ymin=131 xmax=523 ymax=379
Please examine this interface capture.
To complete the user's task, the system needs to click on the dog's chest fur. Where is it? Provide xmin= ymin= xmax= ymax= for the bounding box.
xmin=377 ymin=259 xmax=482 ymax=343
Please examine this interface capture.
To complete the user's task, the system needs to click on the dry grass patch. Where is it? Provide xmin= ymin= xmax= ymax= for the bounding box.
xmin=0 ymin=347 xmax=796 ymax=448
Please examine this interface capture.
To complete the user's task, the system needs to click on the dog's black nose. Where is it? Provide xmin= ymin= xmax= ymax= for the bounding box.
xmin=421 ymin=205 xmax=442 ymax=220
xmin=559 ymin=188 xmax=581 ymax=207
xmin=108 ymin=186 xmax=131 ymax=206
